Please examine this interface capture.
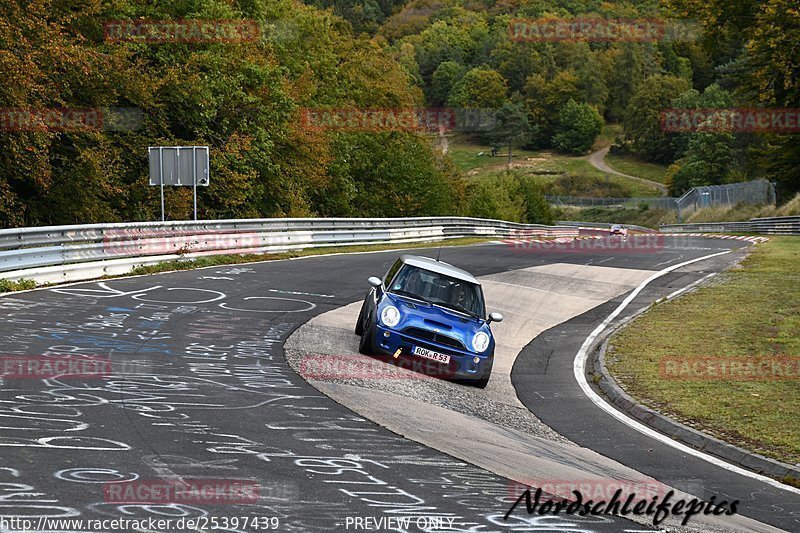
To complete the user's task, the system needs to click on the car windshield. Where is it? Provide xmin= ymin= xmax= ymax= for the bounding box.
xmin=388 ymin=264 xmax=485 ymax=318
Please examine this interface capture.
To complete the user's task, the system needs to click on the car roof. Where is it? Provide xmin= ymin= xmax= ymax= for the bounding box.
xmin=399 ymin=255 xmax=480 ymax=285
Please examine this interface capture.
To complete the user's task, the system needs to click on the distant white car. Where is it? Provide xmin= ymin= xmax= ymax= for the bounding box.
xmin=610 ymin=224 xmax=628 ymax=236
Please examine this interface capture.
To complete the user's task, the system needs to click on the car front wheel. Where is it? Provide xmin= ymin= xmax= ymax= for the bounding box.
xmin=354 ymin=302 xmax=366 ymax=336
xmin=471 ymin=355 xmax=493 ymax=389
xmin=358 ymin=315 xmax=374 ymax=355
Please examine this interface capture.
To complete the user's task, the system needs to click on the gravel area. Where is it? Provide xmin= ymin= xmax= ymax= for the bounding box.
xmin=286 ymin=317 xmax=580 ymax=447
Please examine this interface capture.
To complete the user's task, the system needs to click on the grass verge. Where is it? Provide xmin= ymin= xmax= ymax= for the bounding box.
xmin=555 ymin=206 xmax=677 ymax=228
xmin=606 ymin=236 xmax=800 ymax=465
xmin=605 ymin=152 xmax=669 ymax=184
xmin=446 ymin=135 xmax=663 ymax=197
xmin=0 ymin=278 xmax=37 ymax=293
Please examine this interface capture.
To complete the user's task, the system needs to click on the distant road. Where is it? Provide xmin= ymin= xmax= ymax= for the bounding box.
xmin=588 ymin=146 xmax=669 ymax=196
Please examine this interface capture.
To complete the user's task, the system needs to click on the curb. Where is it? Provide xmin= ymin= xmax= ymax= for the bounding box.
xmin=588 ymin=283 xmax=800 ymax=486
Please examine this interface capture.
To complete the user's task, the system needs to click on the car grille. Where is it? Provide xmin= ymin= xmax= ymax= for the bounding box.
xmin=403 ymin=327 xmax=466 ymax=350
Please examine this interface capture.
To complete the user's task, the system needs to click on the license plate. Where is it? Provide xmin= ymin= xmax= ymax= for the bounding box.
xmin=412 ymin=346 xmax=450 ymax=364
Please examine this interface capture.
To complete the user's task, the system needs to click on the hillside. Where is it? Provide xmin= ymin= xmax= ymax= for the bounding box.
xmin=0 ymin=0 xmax=797 ymax=227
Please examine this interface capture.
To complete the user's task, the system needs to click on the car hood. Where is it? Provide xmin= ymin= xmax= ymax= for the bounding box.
xmin=382 ymin=292 xmax=492 ymax=349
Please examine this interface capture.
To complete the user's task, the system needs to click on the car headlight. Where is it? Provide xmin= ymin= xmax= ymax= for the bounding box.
xmin=472 ymin=331 xmax=490 ymax=353
xmin=380 ymin=305 xmax=401 ymax=327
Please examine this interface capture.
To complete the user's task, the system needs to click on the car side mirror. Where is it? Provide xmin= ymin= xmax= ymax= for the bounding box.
xmin=488 ymin=312 xmax=504 ymax=323
xmin=368 ymin=276 xmax=382 ymax=289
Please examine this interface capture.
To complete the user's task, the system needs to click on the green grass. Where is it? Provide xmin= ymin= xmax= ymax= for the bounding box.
xmin=605 ymin=152 xmax=669 ymax=184
xmin=447 ymin=137 xmax=550 ymax=174
xmin=555 ymin=206 xmax=677 ymax=228
xmin=447 ymin=135 xmax=663 ymax=197
xmin=0 ymin=278 xmax=37 ymax=293
xmin=606 ymin=237 xmax=800 ymax=465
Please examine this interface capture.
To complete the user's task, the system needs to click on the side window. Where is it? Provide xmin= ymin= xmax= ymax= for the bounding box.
xmin=384 ymin=259 xmax=403 ymax=286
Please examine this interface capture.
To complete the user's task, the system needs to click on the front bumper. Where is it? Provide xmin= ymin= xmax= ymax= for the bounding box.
xmin=372 ymin=324 xmax=489 ymax=379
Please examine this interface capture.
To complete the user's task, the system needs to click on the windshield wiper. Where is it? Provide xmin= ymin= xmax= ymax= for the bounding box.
xmin=433 ymin=301 xmax=481 ymax=319
xmin=389 ymin=289 xmax=431 ymax=305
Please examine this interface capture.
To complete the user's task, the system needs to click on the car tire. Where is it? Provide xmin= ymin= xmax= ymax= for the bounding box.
xmin=354 ymin=302 xmax=366 ymax=336
xmin=471 ymin=355 xmax=493 ymax=389
xmin=358 ymin=315 xmax=374 ymax=355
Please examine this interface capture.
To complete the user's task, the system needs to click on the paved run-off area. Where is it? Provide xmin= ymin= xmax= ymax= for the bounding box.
xmin=286 ymin=247 xmax=790 ymax=532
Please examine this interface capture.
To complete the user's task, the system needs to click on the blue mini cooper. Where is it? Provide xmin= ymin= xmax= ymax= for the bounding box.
xmin=355 ymin=255 xmax=503 ymax=388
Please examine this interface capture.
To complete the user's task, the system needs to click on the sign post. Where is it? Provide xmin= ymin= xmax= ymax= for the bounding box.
xmin=159 ymin=147 xmax=165 ymax=221
xmin=148 ymin=146 xmax=210 ymax=221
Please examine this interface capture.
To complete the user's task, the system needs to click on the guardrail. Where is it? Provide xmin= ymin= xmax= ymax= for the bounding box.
xmin=660 ymin=216 xmax=800 ymax=235
xmin=0 ymin=217 xmax=578 ymax=285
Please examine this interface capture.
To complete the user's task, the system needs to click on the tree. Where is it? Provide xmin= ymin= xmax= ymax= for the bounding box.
xmin=740 ymin=0 xmax=800 ymax=198
xmin=606 ymin=44 xmax=645 ymax=122
xmin=465 ymin=172 xmax=525 ymax=222
xmin=429 ymin=61 xmax=465 ymax=106
xmin=483 ymin=102 xmax=531 ymax=165
xmin=663 ymin=0 xmax=800 ymax=197
xmin=551 ymin=100 xmax=603 ymax=155
xmin=669 ymin=83 xmax=733 ymax=160
xmin=522 ymin=71 xmax=581 ymax=148
xmin=623 ymin=75 xmax=691 ymax=163
xmin=575 ymin=54 xmax=609 ymax=115
xmin=304 ymin=0 xmax=387 ymax=34
xmin=403 ymin=13 xmax=489 ymax=81
xmin=316 ymin=132 xmax=460 ymax=217
xmin=668 ymin=132 xmax=735 ymax=194
xmin=0 ymin=0 xmax=464 ymax=227
xmin=519 ymin=178 xmax=554 ymax=225
xmin=448 ymin=67 xmax=507 ymax=109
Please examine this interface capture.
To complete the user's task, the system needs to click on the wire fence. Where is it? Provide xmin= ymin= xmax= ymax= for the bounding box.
xmin=546 ymin=179 xmax=776 ymax=221
xmin=545 ymin=196 xmax=678 ymax=209
xmin=675 ymin=180 xmax=776 ymax=215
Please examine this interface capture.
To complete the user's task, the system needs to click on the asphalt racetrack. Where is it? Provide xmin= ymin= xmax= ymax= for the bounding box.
xmin=0 ymin=236 xmax=796 ymax=532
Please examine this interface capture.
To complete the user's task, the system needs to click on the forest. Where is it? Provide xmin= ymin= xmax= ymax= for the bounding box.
xmin=0 ymin=0 xmax=797 ymax=227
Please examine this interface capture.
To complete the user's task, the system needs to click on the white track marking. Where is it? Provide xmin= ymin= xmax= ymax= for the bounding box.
xmin=573 ymin=249 xmax=800 ymax=495
xmin=219 ymin=296 xmax=316 ymax=313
